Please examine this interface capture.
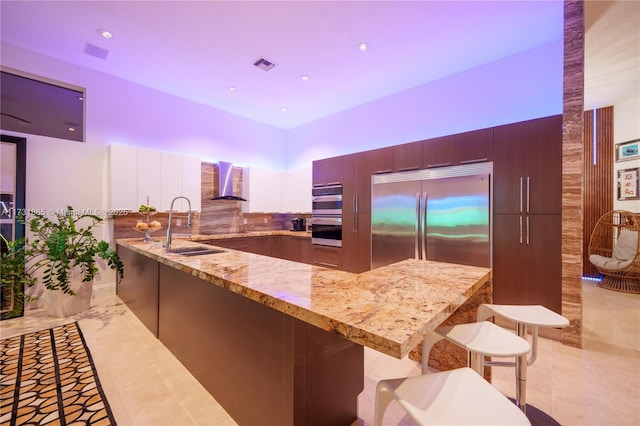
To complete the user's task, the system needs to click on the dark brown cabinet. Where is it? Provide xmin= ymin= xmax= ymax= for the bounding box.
xmin=454 ymin=127 xmax=493 ymax=165
xmin=249 ymin=236 xmax=272 ymax=257
xmin=223 ymin=236 xmax=270 ymax=256
xmin=313 ymin=154 xmax=355 ymax=187
xmin=210 ymin=237 xmax=250 ymax=251
xmin=341 ymin=213 xmax=371 ymax=273
xmin=313 ymin=153 xmax=357 ymax=214
xmin=493 ymin=214 xmax=561 ymax=313
xmin=295 ymin=236 xmax=313 ymax=264
xmin=205 ymin=235 xmax=312 ymax=265
xmin=394 ymin=141 xmax=423 ymax=172
xmin=493 ymin=115 xmax=562 ymax=215
xmin=312 ymin=245 xmax=342 ymax=270
xmin=422 ymin=128 xmax=492 ymax=169
xmin=310 ymin=114 xmax=562 ymax=312
xmin=279 ymin=236 xmax=313 ymax=264
xmin=117 ymin=245 xmax=160 ymax=336
xmin=492 ymin=114 xmax=562 ymax=313
xmin=422 ymin=135 xmax=455 ymax=168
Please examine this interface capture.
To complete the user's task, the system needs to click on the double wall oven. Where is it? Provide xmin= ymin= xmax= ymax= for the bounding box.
xmin=311 ymin=184 xmax=342 ymax=247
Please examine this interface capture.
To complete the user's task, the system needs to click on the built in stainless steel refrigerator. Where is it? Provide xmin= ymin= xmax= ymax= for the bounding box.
xmin=371 ymin=163 xmax=492 ymax=270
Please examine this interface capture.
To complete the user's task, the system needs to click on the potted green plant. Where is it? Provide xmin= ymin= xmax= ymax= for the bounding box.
xmin=22 ymin=206 xmax=124 ymax=317
xmin=0 ymin=235 xmax=37 ymax=319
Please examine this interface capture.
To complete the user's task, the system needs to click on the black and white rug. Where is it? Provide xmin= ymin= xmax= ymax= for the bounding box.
xmin=0 ymin=321 xmax=117 ymax=425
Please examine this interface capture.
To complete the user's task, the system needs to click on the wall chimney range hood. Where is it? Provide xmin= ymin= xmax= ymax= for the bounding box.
xmin=211 ymin=161 xmax=247 ymax=201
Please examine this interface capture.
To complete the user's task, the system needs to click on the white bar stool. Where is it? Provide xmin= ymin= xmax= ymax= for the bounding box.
xmin=477 ymin=304 xmax=570 ymax=412
xmin=374 ymin=367 xmax=531 ymax=425
xmin=421 ymin=321 xmax=531 ymax=376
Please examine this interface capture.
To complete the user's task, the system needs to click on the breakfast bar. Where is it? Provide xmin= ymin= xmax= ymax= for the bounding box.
xmin=116 ymin=237 xmax=492 ymax=426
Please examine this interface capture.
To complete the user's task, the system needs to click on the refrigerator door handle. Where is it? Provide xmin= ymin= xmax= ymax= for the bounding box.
xmin=526 ymin=215 xmax=530 ymax=245
xmin=415 ymin=193 xmax=421 ymax=259
xmin=421 ymin=192 xmax=428 ymax=260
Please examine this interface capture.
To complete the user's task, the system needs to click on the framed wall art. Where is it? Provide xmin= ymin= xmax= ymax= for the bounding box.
xmin=615 ymin=139 xmax=640 ymax=162
xmin=617 ymin=167 xmax=639 ymax=200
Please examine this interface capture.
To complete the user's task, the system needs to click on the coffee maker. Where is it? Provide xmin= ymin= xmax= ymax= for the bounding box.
xmin=292 ymin=217 xmax=306 ymax=231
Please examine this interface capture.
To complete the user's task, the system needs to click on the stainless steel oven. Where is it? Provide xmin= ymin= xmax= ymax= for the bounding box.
xmin=311 ymin=184 xmax=343 ymax=247
xmin=312 ymin=184 xmax=342 ymax=216
xmin=310 ymin=216 xmax=342 ymax=247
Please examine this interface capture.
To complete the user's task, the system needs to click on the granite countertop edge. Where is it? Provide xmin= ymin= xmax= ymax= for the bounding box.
xmin=116 ymin=235 xmax=491 ymax=359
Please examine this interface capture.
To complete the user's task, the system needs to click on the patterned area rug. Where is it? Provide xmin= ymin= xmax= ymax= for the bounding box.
xmin=0 ymin=322 xmax=116 ymax=425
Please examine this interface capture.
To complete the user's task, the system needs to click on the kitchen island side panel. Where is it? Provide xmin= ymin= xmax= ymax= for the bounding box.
xmin=116 ymin=246 xmax=159 ymax=336
xmin=158 ymin=263 xmax=363 ymax=426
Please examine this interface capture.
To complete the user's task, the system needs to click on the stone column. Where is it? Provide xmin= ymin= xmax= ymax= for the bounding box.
xmin=561 ymin=0 xmax=585 ymax=348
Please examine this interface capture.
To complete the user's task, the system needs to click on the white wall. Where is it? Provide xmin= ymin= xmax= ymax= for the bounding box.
xmin=1 ymin=43 xmax=287 ymax=169
xmin=1 ymin=42 xmax=288 ymax=297
xmin=613 ymin=96 xmax=640 ymax=211
xmin=285 ymin=41 xmax=563 ymax=170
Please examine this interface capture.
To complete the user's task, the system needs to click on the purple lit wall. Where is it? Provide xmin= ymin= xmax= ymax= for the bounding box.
xmin=0 ymin=42 xmax=287 ymax=170
xmin=286 ymin=41 xmax=563 ymax=170
xmin=2 ymin=37 xmax=562 ymax=174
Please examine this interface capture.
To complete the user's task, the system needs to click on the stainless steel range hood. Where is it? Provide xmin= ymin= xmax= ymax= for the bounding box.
xmin=211 ymin=161 xmax=247 ymax=201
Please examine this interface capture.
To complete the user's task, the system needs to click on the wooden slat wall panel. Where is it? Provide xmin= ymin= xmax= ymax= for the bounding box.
xmin=583 ymin=106 xmax=614 ymax=278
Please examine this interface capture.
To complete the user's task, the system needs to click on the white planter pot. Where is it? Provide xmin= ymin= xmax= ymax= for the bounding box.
xmin=44 ymin=266 xmax=93 ymax=318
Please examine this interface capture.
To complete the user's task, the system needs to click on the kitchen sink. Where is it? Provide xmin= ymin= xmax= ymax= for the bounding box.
xmin=170 ymin=247 xmax=225 ymax=256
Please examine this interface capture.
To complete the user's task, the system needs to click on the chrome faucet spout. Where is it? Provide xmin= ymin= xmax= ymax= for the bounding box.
xmin=165 ymin=196 xmax=192 ymax=254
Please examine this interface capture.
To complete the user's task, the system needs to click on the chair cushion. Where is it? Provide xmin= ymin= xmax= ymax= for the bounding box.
xmin=589 ymin=254 xmax=633 ymax=271
xmin=612 ymin=230 xmax=638 ymax=261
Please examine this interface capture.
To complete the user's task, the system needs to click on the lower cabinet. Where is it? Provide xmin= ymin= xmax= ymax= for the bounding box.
xmin=341 ymin=213 xmax=371 ymax=273
xmin=312 ymin=245 xmax=342 ymax=269
xmin=116 ymin=246 xmax=159 ymax=336
xmin=158 ymin=263 xmax=364 ymax=426
xmin=492 ymin=213 xmax=562 ymax=313
xmin=204 ymin=235 xmax=313 ymax=264
xmin=279 ymin=236 xmax=313 ymax=264
xmin=118 ymin=245 xmax=364 ymax=425
xmin=210 ymin=237 xmax=250 ymax=251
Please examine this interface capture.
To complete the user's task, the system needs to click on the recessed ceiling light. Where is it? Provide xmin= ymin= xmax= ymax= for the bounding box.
xmin=280 ymin=107 xmax=288 ymax=112
xmin=300 ymin=75 xmax=309 ymax=81
xmin=358 ymin=42 xmax=368 ymax=52
xmin=229 ymin=86 xmax=237 ymax=92
xmin=98 ymin=28 xmax=113 ymax=39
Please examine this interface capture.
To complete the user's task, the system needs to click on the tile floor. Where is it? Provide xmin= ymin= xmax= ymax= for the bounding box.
xmin=1 ymin=280 xmax=638 ymax=425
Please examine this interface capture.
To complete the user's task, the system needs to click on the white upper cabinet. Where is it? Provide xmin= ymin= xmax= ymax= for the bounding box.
xmin=182 ymin=155 xmax=201 ymax=212
xmin=109 ymin=144 xmax=137 ymax=210
xmin=283 ymin=167 xmax=312 ymax=213
xmin=137 ymin=148 xmax=162 ymax=210
xmin=243 ymin=166 xmax=311 ymax=213
xmin=160 ymin=152 xmax=182 ymax=211
xmin=109 ymin=144 xmax=201 ymax=212
xmin=242 ymin=166 xmax=275 ymax=213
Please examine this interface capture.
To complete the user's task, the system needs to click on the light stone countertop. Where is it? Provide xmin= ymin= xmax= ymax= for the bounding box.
xmin=116 ymin=236 xmax=491 ymax=359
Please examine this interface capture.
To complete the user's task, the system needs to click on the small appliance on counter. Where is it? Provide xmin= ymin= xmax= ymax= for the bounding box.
xmin=292 ymin=217 xmax=306 ymax=232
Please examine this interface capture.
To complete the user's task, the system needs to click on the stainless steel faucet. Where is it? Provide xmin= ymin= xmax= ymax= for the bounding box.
xmin=165 ymin=196 xmax=192 ymax=254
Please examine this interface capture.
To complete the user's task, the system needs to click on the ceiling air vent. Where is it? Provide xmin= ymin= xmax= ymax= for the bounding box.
xmin=84 ymin=43 xmax=109 ymax=60
xmin=253 ymin=57 xmax=276 ymax=71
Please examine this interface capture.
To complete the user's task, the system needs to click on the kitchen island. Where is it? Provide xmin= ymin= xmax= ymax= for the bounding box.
xmin=116 ymin=237 xmax=491 ymax=426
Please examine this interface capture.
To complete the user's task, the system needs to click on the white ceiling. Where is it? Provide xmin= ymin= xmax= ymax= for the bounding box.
xmin=0 ymin=1 xmax=637 ymax=130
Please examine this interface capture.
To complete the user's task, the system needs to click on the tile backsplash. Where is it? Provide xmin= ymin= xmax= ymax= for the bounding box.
xmin=114 ymin=162 xmax=309 ymax=239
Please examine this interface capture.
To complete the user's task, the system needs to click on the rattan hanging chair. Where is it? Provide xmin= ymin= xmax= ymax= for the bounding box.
xmin=588 ymin=210 xmax=640 ymax=293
